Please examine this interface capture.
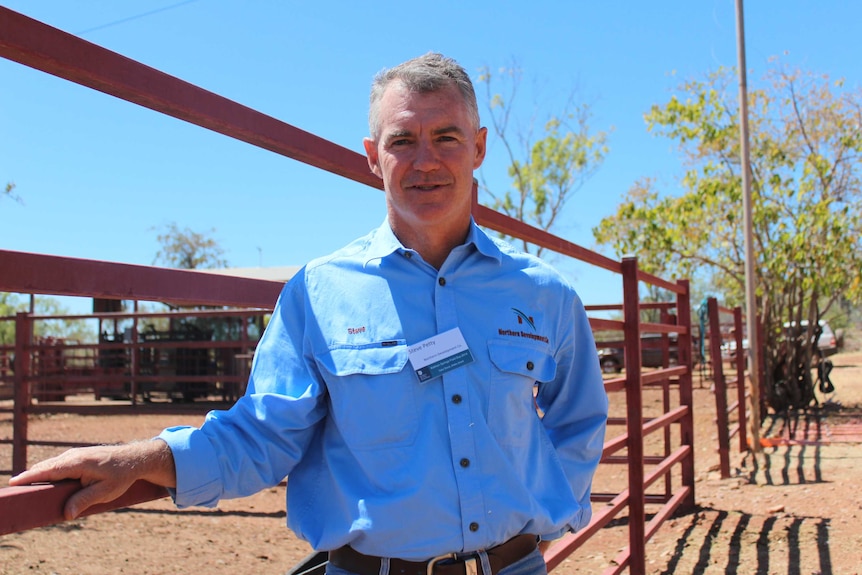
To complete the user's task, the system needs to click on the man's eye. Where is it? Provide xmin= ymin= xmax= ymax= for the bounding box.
xmin=390 ymin=139 xmax=411 ymax=147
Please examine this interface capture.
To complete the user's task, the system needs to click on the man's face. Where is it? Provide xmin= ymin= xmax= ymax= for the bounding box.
xmin=364 ymin=81 xmax=487 ymax=240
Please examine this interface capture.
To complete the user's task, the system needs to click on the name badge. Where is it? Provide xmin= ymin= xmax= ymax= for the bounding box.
xmin=408 ymin=327 xmax=474 ymax=382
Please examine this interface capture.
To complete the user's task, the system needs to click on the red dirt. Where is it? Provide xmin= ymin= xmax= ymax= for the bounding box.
xmin=2 ymin=348 xmax=861 ymax=575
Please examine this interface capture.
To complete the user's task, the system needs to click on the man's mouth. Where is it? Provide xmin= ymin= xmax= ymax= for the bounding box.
xmin=408 ymin=182 xmax=449 ymax=191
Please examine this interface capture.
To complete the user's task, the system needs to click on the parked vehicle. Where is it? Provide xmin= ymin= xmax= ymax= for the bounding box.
xmin=596 ymin=334 xmax=679 ymax=374
xmin=719 ymin=337 xmax=748 ymax=362
xmin=720 ymin=319 xmax=839 ymax=364
xmin=784 ymin=319 xmax=839 ymax=358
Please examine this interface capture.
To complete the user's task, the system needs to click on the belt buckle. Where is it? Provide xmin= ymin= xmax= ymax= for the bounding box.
xmin=426 ymin=553 xmax=456 ymax=575
xmin=426 ymin=553 xmax=479 ymax=575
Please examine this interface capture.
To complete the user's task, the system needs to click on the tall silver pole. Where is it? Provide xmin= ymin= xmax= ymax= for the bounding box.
xmin=735 ymin=0 xmax=762 ymax=451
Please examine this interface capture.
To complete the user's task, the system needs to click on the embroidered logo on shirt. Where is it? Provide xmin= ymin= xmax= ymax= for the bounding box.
xmin=499 ymin=308 xmax=549 ymax=344
xmin=511 ymin=308 xmax=536 ymax=330
xmin=348 ymin=326 xmax=366 ymax=335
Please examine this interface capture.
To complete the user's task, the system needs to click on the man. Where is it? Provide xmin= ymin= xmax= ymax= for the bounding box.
xmin=11 ymin=53 xmax=608 ymax=575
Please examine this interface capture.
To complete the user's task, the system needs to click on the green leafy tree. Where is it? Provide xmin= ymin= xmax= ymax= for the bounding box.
xmin=152 ymin=222 xmax=228 ymax=270
xmin=1 ymin=292 xmax=93 ymax=345
xmin=151 ymin=222 xmax=229 ymax=341
xmin=0 ymin=292 xmax=20 ymax=345
xmin=477 ymin=64 xmax=610 ymax=256
xmin=594 ymin=63 xmax=862 ymax=411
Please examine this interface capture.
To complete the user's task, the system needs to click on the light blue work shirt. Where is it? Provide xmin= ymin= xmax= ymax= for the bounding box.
xmin=159 ymin=219 xmax=608 ymax=561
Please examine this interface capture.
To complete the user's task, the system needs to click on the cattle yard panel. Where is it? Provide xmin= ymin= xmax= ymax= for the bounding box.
xmin=544 ymin=267 xmax=695 ymax=575
xmin=1 ymin=308 xmax=267 ymax=406
xmin=1 ymin=6 xmax=700 ymax=574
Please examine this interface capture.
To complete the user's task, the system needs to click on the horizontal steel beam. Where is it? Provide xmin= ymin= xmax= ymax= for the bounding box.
xmin=0 ymin=6 xmax=379 ymax=189
xmin=0 ymin=480 xmax=168 ymax=536
xmin=0 ymin=249 xmax=283 ymax=308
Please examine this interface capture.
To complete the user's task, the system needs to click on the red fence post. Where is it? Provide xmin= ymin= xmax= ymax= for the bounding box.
xmin=659 ymin=307 xmax=673 ymax=499
xmin=756 ymin=315 xmax=767 ymax=423
xmin=707 ymin=298 xmax=731 ymax=479
xmin=675 ymin=279 xmax=696 ymax=508
xmin=12 ymin=312 xmax=32 ymax=475
xmin=130 ymin=301 xmax=139 ymax=406
xmin=733 ymin=307 xmax=748 ymax=451
xmin=622 ymin=257 xmax=645 ymax=575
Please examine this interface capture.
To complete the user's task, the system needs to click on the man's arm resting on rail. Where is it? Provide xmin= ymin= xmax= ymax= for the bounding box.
xmin=8 ymin=439 xmax=176 ymax=520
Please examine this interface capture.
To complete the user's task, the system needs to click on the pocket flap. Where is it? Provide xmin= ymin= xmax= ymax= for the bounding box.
xmin=316 ymin=341 xmax=408 ymax=376
xmin=488 ymin=339 xmax=557 ymax=382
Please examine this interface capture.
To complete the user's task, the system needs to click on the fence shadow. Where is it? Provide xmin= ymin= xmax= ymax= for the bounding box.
xmin=740 ymin=443 xmax=826 ymax=486
xmin=657 ymin=506 xmax=832 ymax=575
xmin=653 ymin=418 xmax=846 ymax=575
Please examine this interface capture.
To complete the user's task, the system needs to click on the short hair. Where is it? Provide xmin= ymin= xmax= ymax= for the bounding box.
xmin=368 ymin=52 xmax=480 ymax=141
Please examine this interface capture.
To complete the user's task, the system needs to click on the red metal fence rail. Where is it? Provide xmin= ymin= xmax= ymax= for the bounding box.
xmin=705 ymin=297 xmax=749 ymax=478
xmin=4 ymin=307 xmax=267 ymax=402
xmin=0 ymin=307 xmax=274 ymax=476
xmin=0 ymin=260 xmax=696 ymax=575
xmin=0 ymin=6 xmax=700 ymax=574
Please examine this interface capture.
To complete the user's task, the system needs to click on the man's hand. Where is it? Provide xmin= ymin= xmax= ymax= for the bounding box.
xmin=8 ymin=439 xmax=176 ymax=520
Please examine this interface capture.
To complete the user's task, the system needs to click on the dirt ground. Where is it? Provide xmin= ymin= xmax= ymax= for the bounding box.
xmin=2 ymin=343 xmax=861 ymax=575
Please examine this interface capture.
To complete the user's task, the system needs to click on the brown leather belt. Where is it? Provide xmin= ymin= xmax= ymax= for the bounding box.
xmin=328 ymin=534 xmax=538 ymax=575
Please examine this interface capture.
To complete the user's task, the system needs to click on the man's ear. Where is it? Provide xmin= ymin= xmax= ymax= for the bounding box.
xmin=363 ymin=138 xmax=383 ymax=179
xmin=473 ymin=127 xmax=488 ymax=170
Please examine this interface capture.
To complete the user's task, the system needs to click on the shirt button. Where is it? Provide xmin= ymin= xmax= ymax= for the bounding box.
xmin=438 ymin=277 xmax=446 ymax=286
xmin=404 ymin=252 xmax=412 ymax=259
xmin=460 ymin=458 xmax=470 ymax=468
xmin=469 ymin=522 xmax=479 ymax=532
xmin=526 ymin=361 xmax=535 ymax=371
xmin=452 ymin=394 xmax=462 ymax=404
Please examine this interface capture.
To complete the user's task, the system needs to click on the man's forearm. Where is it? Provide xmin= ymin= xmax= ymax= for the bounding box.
xmin=9 ymin=437 xmax=178 ymax=519
xmin=125 ymin=438 xmax=177 ymax=488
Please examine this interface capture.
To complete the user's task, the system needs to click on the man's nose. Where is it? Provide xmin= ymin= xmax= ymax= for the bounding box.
xmin=412 ymin=141 xmax=440 ymax=171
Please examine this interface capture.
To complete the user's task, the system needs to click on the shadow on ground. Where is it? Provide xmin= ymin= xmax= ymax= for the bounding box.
xmin=657 ymin=505 xmax=831 ymax=575
xmin=650 ymin=408 xmax=860 ymax=575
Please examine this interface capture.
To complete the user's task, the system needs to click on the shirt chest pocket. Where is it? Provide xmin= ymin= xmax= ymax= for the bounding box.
xmin=487 ymin=339 xmax=558 ymax=446
xmin=315 ymin=342 xmax=417 ymax=451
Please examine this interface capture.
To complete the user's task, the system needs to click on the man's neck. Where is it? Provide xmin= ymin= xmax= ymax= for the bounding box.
xmin=390 ymin=219 xmax=470 ymax=270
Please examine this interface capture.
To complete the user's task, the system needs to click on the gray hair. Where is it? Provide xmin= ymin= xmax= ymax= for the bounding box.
xmin=368 ymin=52 xmax=480 ymax=141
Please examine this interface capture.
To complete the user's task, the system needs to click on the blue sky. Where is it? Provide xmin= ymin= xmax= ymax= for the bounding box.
xmin=2 ymin=1 xmax=860 ymax=313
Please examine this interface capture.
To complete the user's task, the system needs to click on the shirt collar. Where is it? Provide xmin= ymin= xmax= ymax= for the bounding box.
xmin=364 ymin=218 xmax=503 ymax=265
xmin=466 ymin=218 xmax=504 ymax=263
